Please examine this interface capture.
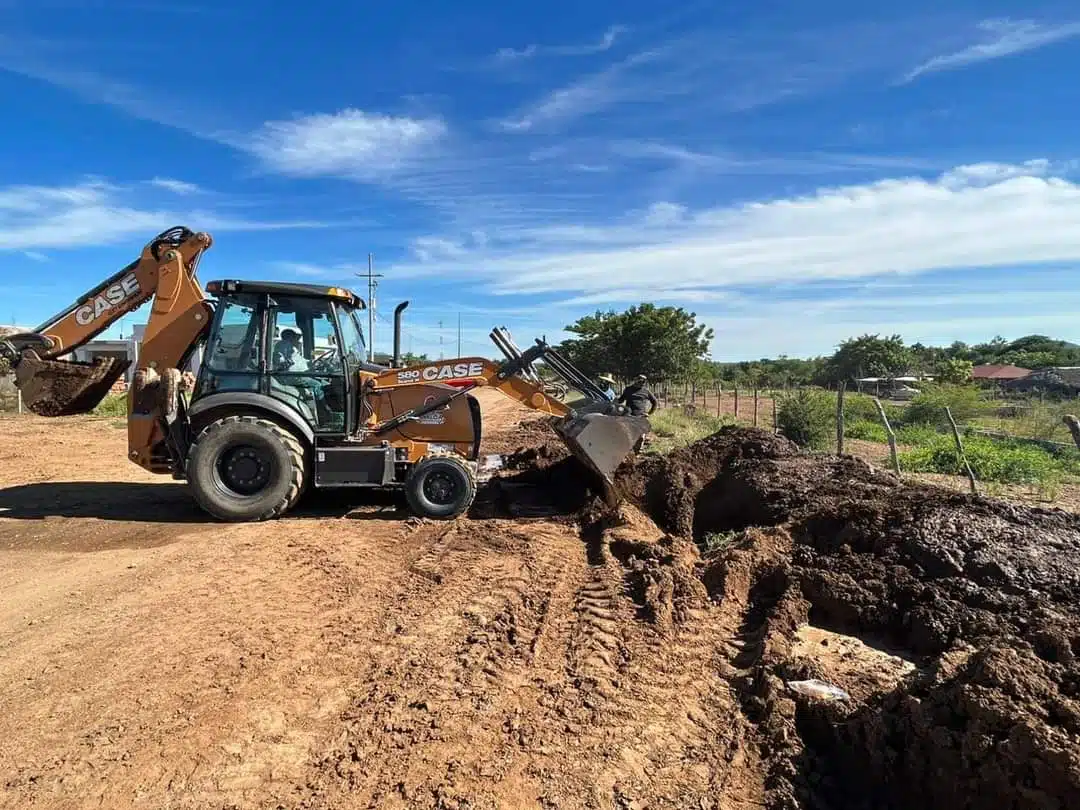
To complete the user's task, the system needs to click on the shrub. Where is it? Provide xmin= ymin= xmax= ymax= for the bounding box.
xmin=844 ymin=419 xmax=887 ymax=442
xmin=894 ymin=423 xmax=941 ymax=446
xmin=91 ymin=394 xmax=128 ymax=417
xmin=899 ymin=434 xmax=1074 ymax=485
xmin=777 ymin=388 xmax=834 ymax=450
xmin=903 ymin=384 xmax=985 ymax=427
xmin=843 ymin=392 xmax=903 ymax=424
xmin=1018 ymin=401 xmax=1071 ymax=442
xmin=842 ymin=393 xmax=881 ymax=423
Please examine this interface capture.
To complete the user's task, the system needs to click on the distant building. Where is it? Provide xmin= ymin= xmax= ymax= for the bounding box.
xmin=1047 ymin=367 xmax=1080 ymax=386
xmin=971 ymin=364 xmax=1031 ymax=382
xmin=6 ymin=323 xmax=206 ymax=390
xmin=1003 ymin=368 xmax=1080 ymax=397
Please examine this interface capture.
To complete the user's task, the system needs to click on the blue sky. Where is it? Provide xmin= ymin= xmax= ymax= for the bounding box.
xmin=4 ymin=1 xmax=1080 ymax=361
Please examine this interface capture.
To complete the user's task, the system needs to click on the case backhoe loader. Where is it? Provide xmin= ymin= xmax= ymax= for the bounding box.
xmin=0 ymin=227 xmax=649 ymax=521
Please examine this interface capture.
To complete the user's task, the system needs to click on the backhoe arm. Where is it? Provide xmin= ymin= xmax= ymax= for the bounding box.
xmin=371 ymin=346 xmax=648 ymax=505
xmin=34 ymin=227 xmax=212 ymax=358
xmin=372 ymin=357 xmax=572 ymax=418
xmin=2 ymin=226 xmax=214 ymax=416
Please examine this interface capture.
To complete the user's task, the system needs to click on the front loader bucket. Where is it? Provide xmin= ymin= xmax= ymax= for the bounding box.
xmin=555 ymin=412 xmax=651 ymax=505
xmin=14 ymin=350 xmax=130 ymax=416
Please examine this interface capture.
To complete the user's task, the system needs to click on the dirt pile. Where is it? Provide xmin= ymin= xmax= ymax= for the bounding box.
xmin=7 ymin=401 xmax=1080 ymax=810
xmin=15 ymin=354 xmax=130 ymax=417
xmin=481 ymin=415 xmax=565 ymax=456
xmin=612 ymin=425 xmax=1080 ymax=810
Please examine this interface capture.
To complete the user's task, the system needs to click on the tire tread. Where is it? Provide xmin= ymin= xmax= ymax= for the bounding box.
xmin=185 ymin=415 xmax=306 ymax=522
xmin=404 ymin=454 xmax=477 ymax=520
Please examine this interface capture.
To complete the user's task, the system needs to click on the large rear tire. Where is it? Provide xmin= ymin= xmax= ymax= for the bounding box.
xmin=186 ymin=415 xmax=306 ymax=522
xmin=404 ymin=455 xmax=477 ymax=520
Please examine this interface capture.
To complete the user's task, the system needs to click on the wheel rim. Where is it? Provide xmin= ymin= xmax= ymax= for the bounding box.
xmin=423 ymin=469 xmax=459 ymax=506
xmin=215 ymin=443 xmax=274 ymax=497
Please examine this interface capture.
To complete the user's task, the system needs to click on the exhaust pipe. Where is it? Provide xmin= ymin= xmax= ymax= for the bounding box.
xmin=392 ymin=300 xmax=409 ymax=368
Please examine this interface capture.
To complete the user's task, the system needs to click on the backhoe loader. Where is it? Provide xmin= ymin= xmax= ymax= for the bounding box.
xmin=0 ymin=227 xmax=649 ymax=521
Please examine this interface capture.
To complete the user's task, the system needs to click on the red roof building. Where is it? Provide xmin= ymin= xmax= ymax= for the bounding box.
xmin=971 ymin=364 xmax=1031 ymax=381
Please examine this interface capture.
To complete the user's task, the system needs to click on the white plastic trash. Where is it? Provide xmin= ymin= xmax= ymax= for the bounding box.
xmin=786 ymin=679 xmax=850 ymax=701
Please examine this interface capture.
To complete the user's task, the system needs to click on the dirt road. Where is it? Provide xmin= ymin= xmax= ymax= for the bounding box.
xmin=0 ymin=393 xmax=757 ymax=809
xmin=3 ymin=392 xmax=1079 ymax=810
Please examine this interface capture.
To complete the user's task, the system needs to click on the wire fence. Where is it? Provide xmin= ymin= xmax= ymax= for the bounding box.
xmin=656 ymin=384 xmax=781 ymax=431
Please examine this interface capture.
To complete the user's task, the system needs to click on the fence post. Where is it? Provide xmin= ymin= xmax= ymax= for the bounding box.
xmin=836 ymin=382 xmax=846 ymax=456
xmin=772 ymin=395 xmax=779 ymax=435
xmin=945 ymin=406 xmax=977 ymax=494
xmin=1064 ymin=415 xmax=1080 ymax=451
xmin=753 ymin=389 xmax=759 ymax=427
xmin=716 ymin=384 xmax=722 ymax=418
xmin=873 ymin=398 xmax=901 ymax=475
xmin=734 ymin=388 xmax=740 ymax=420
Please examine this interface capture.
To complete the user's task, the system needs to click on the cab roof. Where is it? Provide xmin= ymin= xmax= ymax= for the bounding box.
xmin=205 ymin=279 xmax=366 ymax=309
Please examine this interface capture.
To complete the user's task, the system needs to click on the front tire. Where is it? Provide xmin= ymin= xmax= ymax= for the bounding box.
xmin=404 ymin=456 xmax=477 ymax=520
xmin=186 ymin=415 xmax=306 ymax=522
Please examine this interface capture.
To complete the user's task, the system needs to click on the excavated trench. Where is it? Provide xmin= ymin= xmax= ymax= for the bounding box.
xmin=498 ymin=421 xmax=1080 ymax=809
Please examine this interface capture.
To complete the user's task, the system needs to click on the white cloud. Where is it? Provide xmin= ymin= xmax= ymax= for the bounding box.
xmin=244 ymin=109 xmax=448 ymax=179
xmin=554 ymin=288 xmax=735 ymax=307
xmin=902 ymin=18 xmax=1080 ymax=82
xmin=695 ymin=282 xmax=1080 ymax=360
xmin=611 ymin=140 xmax=942 ymax=175
xmin=386 ymin=159 xmax=1080 ymax=300
xmin=0 ymin=179 xmax=346 ymax=251
xmin=493 ymin=19 xmax=932 ymax=134
xmin=149 ymin=177 xmax=202 ymax=195
xmin=494 ymin=49 xmax=672 ymax=133
xmin=493 ymin=25 xmax=627 ymax=63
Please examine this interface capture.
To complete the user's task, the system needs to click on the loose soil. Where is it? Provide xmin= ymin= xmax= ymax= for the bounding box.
xmin=2 ymin=399 xmax=1079 ymax=809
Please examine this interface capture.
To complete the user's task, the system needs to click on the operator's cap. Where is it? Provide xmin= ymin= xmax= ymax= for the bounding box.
xmin=598 ymin=374 xmax=616 ymax=385
xmin=281 ymin=328 xmax=300 ymax=339
xmin=636 ymin=374 xmax=647 ymax=382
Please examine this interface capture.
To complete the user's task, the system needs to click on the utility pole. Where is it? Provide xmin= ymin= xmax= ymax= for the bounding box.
xmin=457 ymin=313 xmax=462 ymax=357
xmin=438 ymin=320 xmax=444 ymax=360
xmin=356 ymin=253 xmax=383 ymax=362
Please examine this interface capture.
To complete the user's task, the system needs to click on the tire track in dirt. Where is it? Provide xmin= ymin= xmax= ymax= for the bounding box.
xmin=527 ymin=529 xmax=766 ymax=810
xmin=299 ymin=520 xmax=588 ymax=809
xmin=184 ymin=520 xmax=412 ymax=805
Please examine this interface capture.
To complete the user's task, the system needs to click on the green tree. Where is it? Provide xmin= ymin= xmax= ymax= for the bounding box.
xmin=825 ymin=334 xmax=910 ymax=383
xmin=0 ymin=327 xmax=14 ymax=376
xmin=559 ymin=304 xmax=714 ymax=382
xmin=934 ymin=357 xmax=973 ymax=384
xmin=964 ymin=335 xmax=1080 ymax=368
xmin=776 ymin=388 xmax=834 ymax=450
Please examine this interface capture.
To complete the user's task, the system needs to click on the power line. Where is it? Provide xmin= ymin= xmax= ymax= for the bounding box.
xmin=457 ymin=312 xmax=462 ymax=357
xmin=355 ymin=253 xmax=383 ymax=362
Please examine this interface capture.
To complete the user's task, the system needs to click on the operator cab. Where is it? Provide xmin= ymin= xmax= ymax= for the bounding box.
xmin=195 ymin=280 xmax=382 ymax=435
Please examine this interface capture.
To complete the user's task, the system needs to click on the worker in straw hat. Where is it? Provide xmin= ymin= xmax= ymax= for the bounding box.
xmin=596 ymin=373 xmax=617 ymax=402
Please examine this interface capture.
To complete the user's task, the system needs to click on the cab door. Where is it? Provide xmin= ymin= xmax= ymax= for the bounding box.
xmin=265 ymin=295 xmax=348 ymax=434
xmin=332 ymin=305 xmax=371 ymax=435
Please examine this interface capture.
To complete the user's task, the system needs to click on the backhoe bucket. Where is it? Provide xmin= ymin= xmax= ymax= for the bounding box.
xmin=14 ymin=350 xmax=130 ymax=416
xmin=555 ymin=412 xmax=651 ymax=505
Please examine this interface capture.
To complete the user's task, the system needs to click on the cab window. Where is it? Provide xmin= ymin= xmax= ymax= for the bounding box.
xmin=266 ymin=296 xmax=347 ymax=433
xmin=197 ymin=293 xmax=262 ymax=395
xmin=336 ymin=307 xmax=367 ymax=369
